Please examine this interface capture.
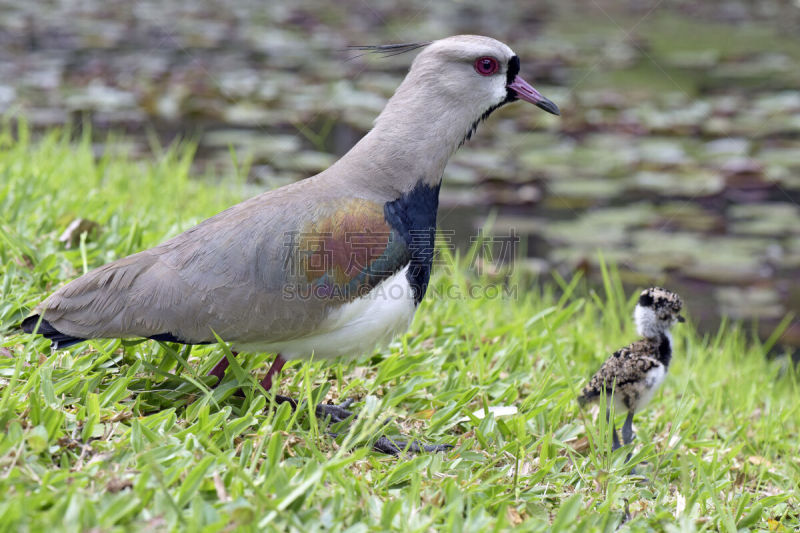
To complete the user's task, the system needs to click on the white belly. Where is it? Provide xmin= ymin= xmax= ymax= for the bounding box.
xmin=236 ymin=266 xmax=417 ymax=360
xmin=609 ymin=363 xmax=667 ymax=413
xmin=634 ymin=364 xmax=666 ymax=411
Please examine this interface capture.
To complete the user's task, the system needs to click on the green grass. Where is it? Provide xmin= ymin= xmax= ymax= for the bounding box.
xmin=1 ymin=126 xmax=798 ymax=532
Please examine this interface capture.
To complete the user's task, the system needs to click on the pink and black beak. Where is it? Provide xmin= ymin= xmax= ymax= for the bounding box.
xmin=506 ymin=56 xmax=560 ymax=116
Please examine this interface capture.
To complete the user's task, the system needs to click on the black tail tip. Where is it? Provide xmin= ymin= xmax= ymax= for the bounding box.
xmin=21 ymin=314 xmax=40 ymax=334
xmin=20 ymin=315 xmax=86 ymax=349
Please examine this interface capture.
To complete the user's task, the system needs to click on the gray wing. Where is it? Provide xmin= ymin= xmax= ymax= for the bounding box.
xmin=32 ymin=177 xmax=404 ymax=345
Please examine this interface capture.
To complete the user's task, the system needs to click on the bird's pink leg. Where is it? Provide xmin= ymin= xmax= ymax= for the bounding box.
xmin=209 ymin=352 xmax=286 ymax=392
xmin=208 ymin=353 xmax=234 ymax=383
xmin=259 ymin=354 xmax=287 ymax=391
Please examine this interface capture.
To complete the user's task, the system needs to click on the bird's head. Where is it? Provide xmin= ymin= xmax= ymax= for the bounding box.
xmin=370 ymin=35 xmax=559 ymax=147
xmin=634 ymin=287 xmax=685 ymax=339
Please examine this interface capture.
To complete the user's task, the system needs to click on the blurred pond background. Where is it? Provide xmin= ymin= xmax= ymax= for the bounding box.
xmin=2 ymin=0 xmax=799 ymax=353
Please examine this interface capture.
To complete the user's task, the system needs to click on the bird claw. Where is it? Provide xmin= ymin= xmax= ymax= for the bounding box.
xmin=315 ymin=398 xmax=356 ymax=425
xmin=628 ymin=466 xmax=649 ymax=481
xmin=626 ymin=457 xmax=649 ymax=480
xmin=372 ymin=435 xmax=453 ymax=456
xmin=273 ymin=394 xmax=298 ymax=408
xmin=268 ymin=396 xmax=356 ymax=425
xmin=266 ymin=396 xmax=451 ymax=456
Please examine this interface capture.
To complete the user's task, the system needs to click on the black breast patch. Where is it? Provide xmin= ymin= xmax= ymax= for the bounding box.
xmin=658 ymin=334 xmax=672 ymax=367
xmin=383 ymin=181 xmax=441 ymax=304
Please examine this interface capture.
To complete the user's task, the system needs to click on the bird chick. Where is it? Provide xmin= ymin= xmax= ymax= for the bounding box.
xmin=578 ymin=287 xmax=685 ymax=453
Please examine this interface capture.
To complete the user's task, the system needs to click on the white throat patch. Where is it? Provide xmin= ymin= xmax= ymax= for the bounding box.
xmin=634 ymin=305 xmax=661 ymax=339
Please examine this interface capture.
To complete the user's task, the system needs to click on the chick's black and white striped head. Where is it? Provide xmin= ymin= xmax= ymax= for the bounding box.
xmin=634 ymin=287 xmax=685 ymax=339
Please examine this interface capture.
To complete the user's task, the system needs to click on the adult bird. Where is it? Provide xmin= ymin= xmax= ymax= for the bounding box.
xmin=22 ymin=35 xmax=560 ymax=452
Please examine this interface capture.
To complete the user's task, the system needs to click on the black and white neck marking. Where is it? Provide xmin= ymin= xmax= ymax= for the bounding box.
xmin=657 ymin=331 xmax=672 ymax=368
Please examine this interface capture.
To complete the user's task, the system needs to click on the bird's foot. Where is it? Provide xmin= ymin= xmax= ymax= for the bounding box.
xmin=263 ymin=396 xmax=355 ymax=423
xmin=221 ymin=381 xmax=442 ymax=455
xmin=271 ymin=396 xmax=451 ymax=456
xmin=272 ymin=394 xmax=298 ymax=408
xmin=314 ymin=398 xmax=356 ymax=425
xmin=626 ymin=457 xmax=649 ymax=481
xmin=372 ymin=435 xmax=453 ymax=456
xmin=628 ymin=466 xmax=649 ymax=481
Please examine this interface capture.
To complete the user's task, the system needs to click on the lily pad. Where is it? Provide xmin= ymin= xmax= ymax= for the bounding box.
xmin=203 ymin=131 xmax=302 ymax=155
xmin=635 ymin=139 xmax=689 ymax=167
xmin=65 ymin=82 xmax=137 ymax=112
xmin=758 ymin=146 xmax=800 ymax=168
xmin=547 ymin=176 xmax=627 ymax=201
xmin=277 ymin=150 xmax=337 ymax=173
xmin=729 ymin=203 xmax=800 ymax=236
xmin=715 ymin=286 xmax=784 ymax=320
xmin=654 ymin=202 xmax=725 ymax=232
xmin=628 ymin=170 xmax=724 ymax=197
xmin=703 ymin=138 xmax=750 ymax=159
xmin=543 ymin=217 xmax=628 ymax=247
xmin=223 ymin=102 xmax=279 ymax=126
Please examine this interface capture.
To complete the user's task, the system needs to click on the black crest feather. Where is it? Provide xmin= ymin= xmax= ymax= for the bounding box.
xmin=638 ymin=292 xmax=654 ymax=307
xmin=347 ymin=42 xmax=431 ymax=59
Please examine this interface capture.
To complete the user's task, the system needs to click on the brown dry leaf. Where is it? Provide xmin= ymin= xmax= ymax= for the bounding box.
xmin=213 ymin=470 xmax=229 ymax=502
xmin=106 ymin=478 xmax=133 ymax=493
xmin=413 ymin=409 xmax=436 ymax=420
xmin=768 ymin=518 xmax=786 ymax=531
xmin=419 ymin=338 xmax=436 ymax=350
xmin=506 ymin=507 xmax=524 ymax=526
xmin=748 ymin=455 xmax=771 ymax=467
xmin=59 ymin=218 xmax=100 ymax=249
xmin=108 ymin=411 xmax=133 ymax=423
xmin=14 ymin=255 xmax=35 ymax=269
xmin=477 ymin=335 xmax=502 ymax=345
xmin=629 ymin=499 xmax=650 ymax=516
xmin=568 ymin=437 xmax=590 ymax=454
xmin=517 ymin=459 xmax=535 ymax=476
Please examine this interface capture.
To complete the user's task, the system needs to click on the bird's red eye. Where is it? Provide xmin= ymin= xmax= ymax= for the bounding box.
xmin=474 ymin=57 xmax=499 ymax=76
